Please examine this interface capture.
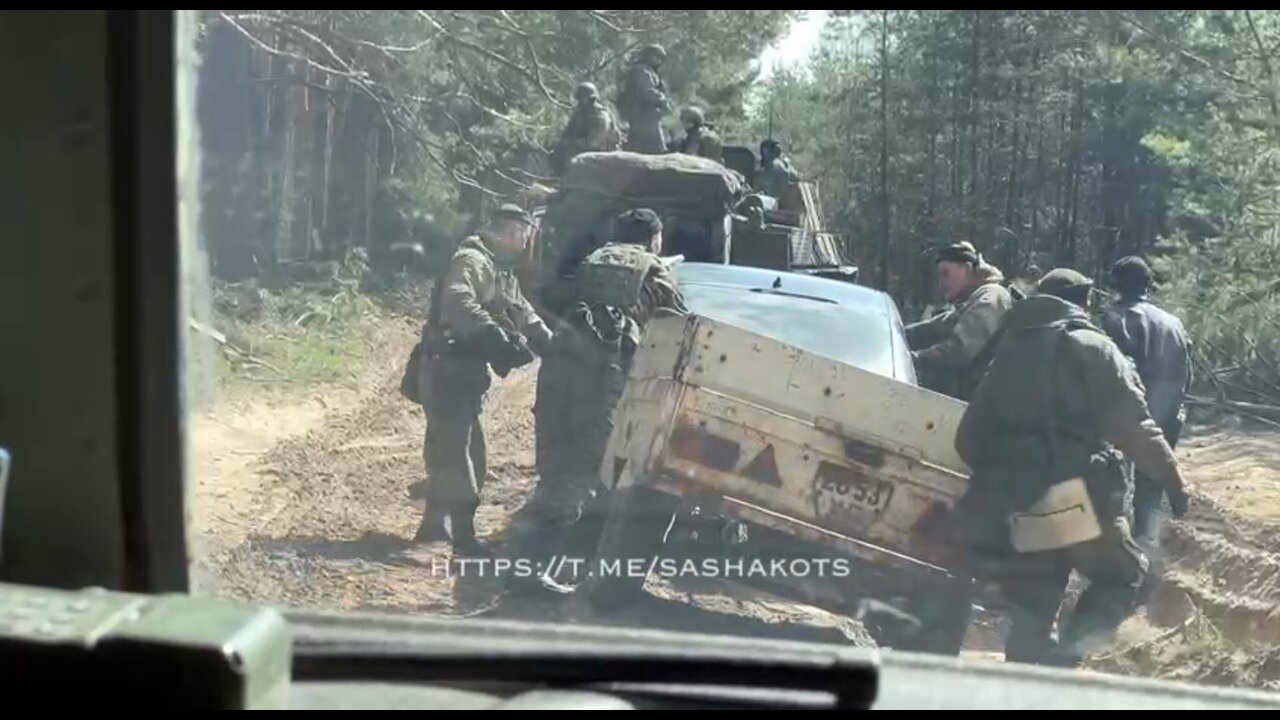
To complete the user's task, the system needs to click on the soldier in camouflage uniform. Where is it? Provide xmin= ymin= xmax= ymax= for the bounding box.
xmin=668 ymin=107 xmax=724 ymax=164
xmin=906 ymin=242 xmax=1014 ymax=400
xmin=618 ymin=45 xmax=671 ymax=154
xmin=552 ymin=82 xmax=622 ymax=176
xmin=509 ymin=208 xmax=687 ymax=591
xmin=757 ymin=139 xmax=799 ymax=201
xmin=415 ymin=204 xmax=553 ymax=557
xmin=954 ymin=268 xmax=1192 ymax=667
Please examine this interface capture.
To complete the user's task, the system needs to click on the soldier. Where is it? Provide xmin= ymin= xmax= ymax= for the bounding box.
xmin=551 ymin=82 xmax=621 ymax=176
xmin=668 ymin=107 xmax=724 ymax=164
xmin=511 ymin=208 xmax=687 ymax=591
xmin=414 ymin=203 xmax=553 ymax=557
xmin=953 ymin=268 xmax=1192 ymax=666
xmin=618 ymin=45 xmax=670 ymax=154
xmin=757 ymin=138 xmax=799 ymax=200
xmin=905 ymin=242 xmax=1013 ymax=400
xmin=1099 ymin=256 xmax=1192 ymax=600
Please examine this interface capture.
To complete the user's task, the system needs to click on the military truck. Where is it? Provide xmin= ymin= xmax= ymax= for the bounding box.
xmin=527 ymin=151 xmax=744 ymax=315
xmin=583 ymin=265 xmax=974 ymax=655
xmin=721 ymin=144 xmax=857 ymax=283
xmin=526 ymin=149 xmax=856 ymax=317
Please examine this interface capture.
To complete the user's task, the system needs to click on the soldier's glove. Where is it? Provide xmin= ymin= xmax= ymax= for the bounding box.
xmin=488 ymin=330 xmax=535 ymax=378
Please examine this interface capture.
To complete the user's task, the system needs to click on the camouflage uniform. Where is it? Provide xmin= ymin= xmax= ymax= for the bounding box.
xmin=669 ymin=107 xmax=724 ymax=164
xmin=417 ymin=227 xmax=551 ymax=549
xmin=552 ymin=84 xmax=621 ymax=175
xmin=954 ymin=269 xmax=1188 ymax=666
xmin=510 ymin=210 xmax=686 ymax=590
xmin=906 ymin=263 xmax=1013 ymax=400
xmin=619 ymin=47 xmax=670 ymax=154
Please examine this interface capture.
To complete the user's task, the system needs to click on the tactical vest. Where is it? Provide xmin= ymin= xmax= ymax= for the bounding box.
xmin=576 ymin=243 xmax=661 ymax=316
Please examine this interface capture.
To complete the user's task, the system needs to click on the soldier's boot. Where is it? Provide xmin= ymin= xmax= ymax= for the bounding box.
xmin=450 ymin=508 xmax=492 ymax=559
xmin=413 ymin=505 xmax=449 ymax=544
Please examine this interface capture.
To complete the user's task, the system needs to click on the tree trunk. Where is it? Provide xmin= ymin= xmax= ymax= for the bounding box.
xmin=1005 ymin=73 xmax=1023 ymax=264
xmin=924 ymin=10 xmax=941 ymax=303
xmin=1026 ymin=42 xmax=1042 ymax=268
xmin=1061 ymin=76 xmax=1084 ymax=266
xmin=878 ymin=9 xmax=892 ymax=291
xmin=968 ymin=10 xmax=981 ymax=206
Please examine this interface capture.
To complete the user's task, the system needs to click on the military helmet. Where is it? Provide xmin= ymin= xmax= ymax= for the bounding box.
xmin=932 ymin=241 xmax=981 ymax=266
xmin=760 ymin=138 xmax=782 ymax=155
xmin=1037 ymin=268 xmax=1093 ymax=298
xmin=574 ymin=82 xmax=600 ymax=103
xmin=679 ymin=106 xmax=706 ymax=127
xmin=493 ymin=203 xmax=533 ymax=227
xmin=638 ymin=44 xmax=666 ymax=62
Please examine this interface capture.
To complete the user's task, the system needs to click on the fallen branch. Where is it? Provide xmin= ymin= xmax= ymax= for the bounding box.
xmin=1189 ymin=395 xmax=1280 ymax=419
xmin=188 ymin=318 xmax=227 ymax=346
xmin=1188 ymin=395 xmax=1280 ymax=430
xmin=1090 ymin=614 xmax=1196 ymax=663
xmin=1191 ymin=346 xmax=1230 ymax=402
xmin=223 ymin=347 xmax=285 ymax=376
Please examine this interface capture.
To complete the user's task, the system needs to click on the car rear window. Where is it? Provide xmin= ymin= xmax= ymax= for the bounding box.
xmin=679 ymin=282 xmax=899 ymax=379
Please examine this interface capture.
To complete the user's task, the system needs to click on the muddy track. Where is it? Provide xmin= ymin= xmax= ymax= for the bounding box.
xmin=192 ymin=316 xmax=1280 ymax=687
xmin=1155 ymin=506 xmax=1280 ymax=645
xmin=193 ymin=334 xmax=869 ymax=646
xmin=1088 ymin=431 xmax=1280 ymax=690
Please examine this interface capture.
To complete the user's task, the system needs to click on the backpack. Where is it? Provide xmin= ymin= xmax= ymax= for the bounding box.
xmin=960 ymin=317 xmax=1128 ymax=553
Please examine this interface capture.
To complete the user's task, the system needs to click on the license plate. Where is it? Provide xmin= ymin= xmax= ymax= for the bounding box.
xmin=813 ymin=461 xmax=894 ymax=522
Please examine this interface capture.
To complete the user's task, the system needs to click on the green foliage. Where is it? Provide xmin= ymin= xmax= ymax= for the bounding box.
xmin=198 ymin=10 xmax=796 ymax=268
xmin=748 ymin=10 xmax=1280 ymax=398
xmin=215 ymin=285 xmax=382 ymax=386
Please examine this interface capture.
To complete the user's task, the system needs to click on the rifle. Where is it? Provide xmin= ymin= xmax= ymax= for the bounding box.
xmin=482 ymin=312 xmax=535 ymax=378
xmin=398 ymin=262 xmax=451 ymax=405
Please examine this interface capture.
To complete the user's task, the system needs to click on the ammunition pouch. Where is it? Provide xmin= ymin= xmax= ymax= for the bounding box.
xmin=399 ymin=340 xmax=426 ymax=405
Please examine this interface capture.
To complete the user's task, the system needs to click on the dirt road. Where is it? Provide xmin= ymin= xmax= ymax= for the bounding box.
xmin=190 ymin=315 xmax=1280 ymax=689
xmin=191 ymin=315 xmax=868 ymax=645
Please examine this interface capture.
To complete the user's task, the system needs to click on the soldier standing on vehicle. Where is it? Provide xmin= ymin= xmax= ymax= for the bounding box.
xmin=668 ymin=107 xmax=723 ymax=164
xmin=905 ymin=242 xmax=1013 ymax=400
xmin=618 ymin=45 xmax=670 ymax=154
xmin=510 ymin=208 xmax=687 ymax=591
xmin=1099 ymin=256 xmax=1192 ymax=600
xmin=414 ymin=204 xmax=552 ymax=557
xmin=953 ymin=268 xmax=1192 ymax=667
xmin=552 ymin=82 xmax=621 ymax=176
xmin=757 ymin=138 xmax=799 ymax=199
